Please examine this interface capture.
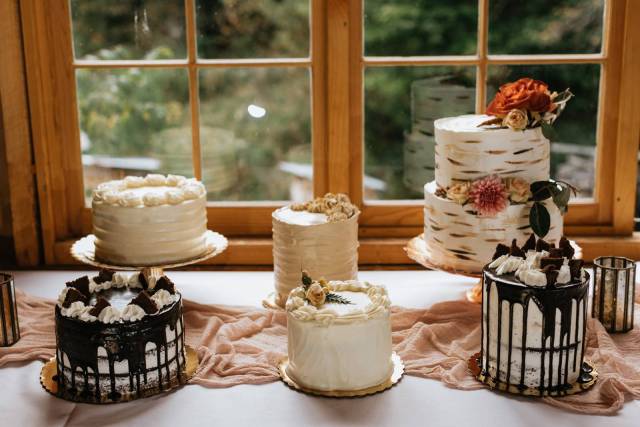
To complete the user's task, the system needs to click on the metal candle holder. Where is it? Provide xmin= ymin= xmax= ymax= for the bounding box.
xmin=592 ymin=256 xmax=636 ymax=333
xmin=0 ymin=273 xmax=20 ymax=346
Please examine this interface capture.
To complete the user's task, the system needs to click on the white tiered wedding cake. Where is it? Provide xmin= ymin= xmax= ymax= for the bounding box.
xmin=423 ymin=78 xmax=573 ymax=273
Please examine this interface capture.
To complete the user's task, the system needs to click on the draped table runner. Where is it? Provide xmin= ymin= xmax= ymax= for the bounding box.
xmin=1 ymin=288 xmax=639 ymax=415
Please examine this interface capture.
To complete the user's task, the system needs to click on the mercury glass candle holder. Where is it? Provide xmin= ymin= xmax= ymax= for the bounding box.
xmin=0 ymin=273 xmax=20 ymax=346
xmin=592 ymin=257 xmax=636 ymax=333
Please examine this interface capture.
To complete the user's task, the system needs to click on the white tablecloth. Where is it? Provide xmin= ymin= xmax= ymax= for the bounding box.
xmin=1 ymin=270 xmax=638 ymax=427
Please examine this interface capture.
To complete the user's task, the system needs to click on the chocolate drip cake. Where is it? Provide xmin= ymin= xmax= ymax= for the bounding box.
xmin=480 ymin=235 xmax=592 ymax=395
xmin=54 ymin=270 xmax=187 ymax=403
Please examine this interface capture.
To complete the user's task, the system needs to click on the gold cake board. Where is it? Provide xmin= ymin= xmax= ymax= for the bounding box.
xmin=71 ymin=230 xmax=228 ymax=271
xmin=278 ymin=352 xmax=404 ymax=398
xmin=468 ymin=352 xmax=597 ymax=397
xmin=40 ymin=345 xmax=199 ymax=404
xmin=405 ymin=234 xmax=584 ymax=304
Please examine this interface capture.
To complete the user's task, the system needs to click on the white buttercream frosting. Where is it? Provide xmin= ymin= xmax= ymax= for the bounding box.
xmin=121 ymin=304 xmax=146 ymax=322
xmin=98 ymin=306 xmax=122 ymax=324
xmin=61 ymin=301 xmax=87 ymax=318
xmin=517 ymin=268 xmax=547 ymax=287
xmin=557 ymin=262 xmax=572 ymax=285
xmin=151 ymin=289 xmax=175 ymax=309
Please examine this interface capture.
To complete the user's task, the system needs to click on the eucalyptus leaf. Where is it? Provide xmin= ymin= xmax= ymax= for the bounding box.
xmin=529 ymin=202 xmax=551 ymax=237
xmin=541 ymin=122 xmax=559 ymax=142
xmin=552 ymin=185 xmax=571 ymax=214
xmin=530 ymin=181 xmax=554 ymax=201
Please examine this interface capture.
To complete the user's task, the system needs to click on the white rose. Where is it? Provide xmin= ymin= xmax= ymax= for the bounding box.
xmin=446 ymin=182 xmax=471 ymax=205
xmin=506 ymin=177 xmax=532 ymax=203
xmin=305 ymin=283 xmax=326 ymax=307
xmin=503 ymin=109 xmax=528 ymax=131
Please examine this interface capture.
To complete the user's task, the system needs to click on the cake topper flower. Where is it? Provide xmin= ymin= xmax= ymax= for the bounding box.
xmin=300 ymin=271 xmax=351 ymax=307
xmin=468 ymin=175 xmax=509 ymax=217
xmin=480 ymin=77 xmax=573 ymax=138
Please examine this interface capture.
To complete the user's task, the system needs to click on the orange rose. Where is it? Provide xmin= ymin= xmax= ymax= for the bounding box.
xmin=486 ymin=78 xmax=554 ymax=117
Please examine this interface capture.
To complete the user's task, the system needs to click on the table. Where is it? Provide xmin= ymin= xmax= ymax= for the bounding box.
xmin=1 ymin=270 xmax=638 ymax=427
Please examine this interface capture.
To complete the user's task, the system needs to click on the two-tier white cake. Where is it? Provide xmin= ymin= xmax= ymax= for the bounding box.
xmin=423 ymin=115 xmax=563 ymax=273
xmin=92 ymin=174 xmax=209 ymax=266
xmin=285 ymin=278 xmax=393 ymax=391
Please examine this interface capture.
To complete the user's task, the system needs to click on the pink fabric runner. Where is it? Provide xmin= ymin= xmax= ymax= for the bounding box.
xmin=1 ymin=289 xmax=639 ymax=415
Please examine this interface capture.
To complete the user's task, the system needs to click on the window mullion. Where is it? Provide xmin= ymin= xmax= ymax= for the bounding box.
xmin=476 ymin=0 xmax=489 ymax=113
xmin=185 ymin=0 xmax=202 ymax=180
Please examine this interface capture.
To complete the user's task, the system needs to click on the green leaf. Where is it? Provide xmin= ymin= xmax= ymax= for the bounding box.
xmin=552 ymin=185 xmax=571 ymax=214
xmin=530 ymin=181 xmax=555 ymax=201
xmin=529 ymin=202 xmax=551 ymax=238
xmin=301 ymin=271 xmax=313 ymax=289
xmin=325 ymin=293 xmax=352 ymax=305
xmin=541 ymin=122 xmax=559 ymax=142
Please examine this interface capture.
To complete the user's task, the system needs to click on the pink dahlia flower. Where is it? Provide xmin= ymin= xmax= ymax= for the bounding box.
xmin=469 ymin=175 xmax=509 ymax=217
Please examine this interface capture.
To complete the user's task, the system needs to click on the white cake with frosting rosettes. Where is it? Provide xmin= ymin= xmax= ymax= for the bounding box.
xmin=92 ymin=174 xmax=209 ymax=266
xmin=272 ymin=193 xmax=359 ymax=307
xmin=423 ymin=114 xmax=563 ymax=273
xmin=285 ymin=277 xmax=393 ymax=391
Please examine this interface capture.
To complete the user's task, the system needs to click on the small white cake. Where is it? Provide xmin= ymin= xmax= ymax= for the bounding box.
xmin=272 ymin=194 xmax=359 ymax=307
xmin=92 ymin=174 xmax=209 ymax=266
xmin=285 ymin=278 xmax=393 ymax=391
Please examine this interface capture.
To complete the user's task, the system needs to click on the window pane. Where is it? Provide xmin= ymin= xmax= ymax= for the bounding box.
xmin=489 ymin=0 xmax=604 ymax=54
xmin=196 ymin=0 xmax=309 ymax=59
xmin=199 ymin=68 xmax=311 ymax=201
xmin=365 ymin=67 xmax=476 ymax=200
xmin=77 ymin=68 xmax=191 ymax=202
xmin=487 ymin=64 xmax=601 ymax=198
xmin=70 ymin=0 xmax=186 ymax=60
xmin=364 ymin=0 xmax=477 ymax=56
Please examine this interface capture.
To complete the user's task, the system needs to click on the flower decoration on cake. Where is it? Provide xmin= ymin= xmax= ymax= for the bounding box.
xmin=290 ymin=193 xmax=359 ymax=222
xmin=480 ymin=77 xmax=573 ymax=137
xmin=467 ymin=175 xmax=509 ymax=217
xmin=300 ymin=271 xmax=352 ymax=307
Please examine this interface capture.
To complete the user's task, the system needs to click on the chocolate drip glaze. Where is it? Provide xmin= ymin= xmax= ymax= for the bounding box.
xmin=481 ymin=269 xmax=589 ymax=395
xmin=54 ymin=295 xmax=186 ymax=403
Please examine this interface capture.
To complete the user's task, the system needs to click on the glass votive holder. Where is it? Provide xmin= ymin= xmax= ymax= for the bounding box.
xmin=0 ymin=273 xmax=20 ymax=346
xmin=592 ymin=257 xmax=636 ymax=333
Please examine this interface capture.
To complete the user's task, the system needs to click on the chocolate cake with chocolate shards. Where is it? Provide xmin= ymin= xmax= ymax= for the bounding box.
xmin=479 ymin=235 xmax=593 ymax=395
xmin=54 ymin=269 xmax=187 ymax=403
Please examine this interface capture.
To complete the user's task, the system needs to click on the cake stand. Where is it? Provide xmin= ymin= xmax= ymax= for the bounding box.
xmin=405 ymin=234 xmax=583 ymax=303
xmin=41 ymin=230 xmax=228 ymax=404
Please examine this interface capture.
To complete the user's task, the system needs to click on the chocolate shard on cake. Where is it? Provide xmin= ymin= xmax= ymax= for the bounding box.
xmin=540 ymin=257 xmax=563 ymax=270
xmin=559 ymin=237 xmax=575 ymax=259
xmin=62 ymin=288 xmax=88 ymax=308
xmin=509 ymin=239 xmax=525 ymax=259
xmin=66 ymin=276 xmax=91 ymax=299
xmin=88 ymin=297 xmax=111 ymax=317
xmin=93 ymin=269 xmax=115 ymax=284
xmin=535 ymin=238 xmax=551 ymax=252
xmin=569 ymin=259 xmax=584 ymax=280
xmin=542 ymin=265 xmax=559 ymax=288
xmin=492 ymin=243 xmax=510 ymax=260
xmin=549 ymin=248 xmax=564 ymax=258
xmin=137 ymin=272 xmax=149 ymax=290
xmin=154 ymin=276 xmax=175 ymax=295
xmin=131 ymin=291 xmax=158 ymax=314
xmin=521 ymin=234 xmax=537 ymax=253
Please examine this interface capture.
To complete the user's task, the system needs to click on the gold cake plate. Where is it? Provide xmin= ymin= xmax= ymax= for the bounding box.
xmin=71 ymin=231 xmax=228 ymax=271
xmin=405 ymin=234 xmax=583 ymax=304
xmin=40 ymin=345 xmax=199 ymax=404
xmin=468 ymin=352 xmax=597 ymax=397
xmin=278 ymin=352 xmax=404 ymax=398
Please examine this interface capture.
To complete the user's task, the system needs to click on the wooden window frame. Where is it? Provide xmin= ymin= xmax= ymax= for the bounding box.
xmin=2 ymin=0 xmax=640 ymax=266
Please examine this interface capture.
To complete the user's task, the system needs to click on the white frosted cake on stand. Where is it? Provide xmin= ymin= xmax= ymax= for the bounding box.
xmin=423 ymin=114 xmax=563 ymax=273
xmin=92 ymin=174 xmax=209 ymax=266
xmin=271 ymin=194 xmax=359 ymax=307
xmin=283 ymin=274 xmax=397 ymax=393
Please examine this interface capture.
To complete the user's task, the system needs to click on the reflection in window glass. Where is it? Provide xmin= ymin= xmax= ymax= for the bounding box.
xmin=70 ymin=0 xmax=186 ymax=60
xmin=364 ymin=0 xmax=477 ymax=56
xmin=365 ymin=67 xmax=476 ymax=200
xmin=76 ymin=68 xmax=191 ymax=202
xmin=489 ymin=0 xmax=604 ymax=54
xmin=196 ymin=0 xmax=309 ymax=59
xmin=199 ymin=68 xmax=311 ymax=201
xmin=487 ymin=64 xmax=600 ymax=198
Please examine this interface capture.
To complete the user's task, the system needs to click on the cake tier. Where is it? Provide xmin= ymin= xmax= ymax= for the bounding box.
xmin=272 ymin=207 xmax=359 ymax=307
xmin=92 ymin=175 xmax=209 ymax=266
xmin=55 ymin=294 xmax=186 ymax=403
xmin=286 ymin=281 xmax=393 ymax=391
xmin=423 ymin=181 xmax=563 ymax=273
xmin=481 ymin=270 xmax=589 ymax=392
xmin=434 ymin=115 xmax=550 ymax=188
